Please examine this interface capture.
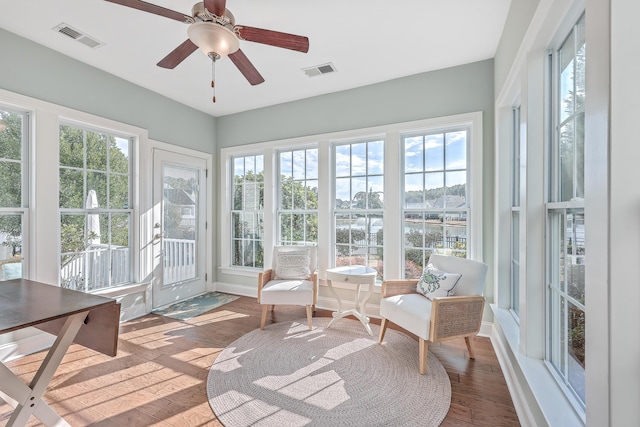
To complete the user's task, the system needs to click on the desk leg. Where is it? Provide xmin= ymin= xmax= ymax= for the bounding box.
xmin=7 ymin=311 xmax=87 ymax=427
xmin=358 ymin=282 xmax=376 ymax=336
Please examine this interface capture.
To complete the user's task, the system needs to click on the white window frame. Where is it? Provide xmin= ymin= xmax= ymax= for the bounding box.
xmin=511 ymin=105 xmax=522 ymax=318
xmin=545 ymin=11 xmax=586 ymax=409
xmin=230 ymin=153 xmax=265 ymax=269
xmin=0 ymin=104 xmax=30 ymax=278
xmin=219 ymin=112 xmax=483 ymax=279
xmin=58 ymin=121 xmax=135 ymax=291
xmin=277 ymin=147 xmax=319 ymax=246
xmin=401 ymin=126 xmax=472 ymax=279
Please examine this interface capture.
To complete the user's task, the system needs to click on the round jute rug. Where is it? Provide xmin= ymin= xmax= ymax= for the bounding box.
xmin=207 ymin=318 xmax=451 ymax=427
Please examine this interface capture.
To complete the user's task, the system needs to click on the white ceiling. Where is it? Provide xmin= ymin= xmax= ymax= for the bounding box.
xmin=0 ymin=0 xmax=511 ymax=117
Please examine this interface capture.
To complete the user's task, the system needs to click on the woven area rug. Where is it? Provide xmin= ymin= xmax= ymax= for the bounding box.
xmin=152 ymin=292 xmax=239 ymax=320
xmin=207 ymin=318 xmax=451 ymax=426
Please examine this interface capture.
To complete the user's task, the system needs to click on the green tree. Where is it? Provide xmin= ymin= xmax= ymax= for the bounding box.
xmin=0 ymin=111 xmax=24 ymax=255
xmin=280 ymin=175 xmax=318 ymax=243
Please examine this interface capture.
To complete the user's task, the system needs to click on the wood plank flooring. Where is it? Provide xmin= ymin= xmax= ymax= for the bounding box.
xmin=0 ymin=296 xmax=520 ymax=426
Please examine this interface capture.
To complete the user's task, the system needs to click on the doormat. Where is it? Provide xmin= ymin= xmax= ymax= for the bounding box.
xmin=152 ymin=292 xmax=239 ymax=320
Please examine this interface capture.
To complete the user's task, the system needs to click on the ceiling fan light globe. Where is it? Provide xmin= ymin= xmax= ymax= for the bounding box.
xmin=187 ymin=21 xmax=239 ymax=59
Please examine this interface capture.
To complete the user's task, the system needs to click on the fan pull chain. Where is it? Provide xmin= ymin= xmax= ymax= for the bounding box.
xmin=208 ymin=52 xmax=219 ymax=103
xmin=211 ymin=56 xmax=216 ymax=103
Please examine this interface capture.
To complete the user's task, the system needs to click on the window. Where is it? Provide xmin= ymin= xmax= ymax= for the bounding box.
xmin=278 ymin=148 xmax=318 ymax=246
xmin=402 ymin=129 xmax=468 ymax=279
xmin=0 ymin=106 xmax=27 ymax=281
xmin=547 ymin=13 xmax=586 ymax=406
xmin=59 ymin=123 xmax=133 ymax=291
xmin=231 ymin=154 xmax=264 ymax=268
xmin=333 ymin=139 xmax=384 ymax=276
xmin=511 ymin=106 xmax=521 ymax=317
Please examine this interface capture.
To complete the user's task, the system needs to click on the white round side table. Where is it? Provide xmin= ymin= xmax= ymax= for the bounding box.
xmin=325 ymin=265 xmax=378 ymax=335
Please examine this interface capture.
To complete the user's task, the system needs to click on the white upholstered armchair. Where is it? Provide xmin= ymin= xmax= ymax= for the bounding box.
xmin=378 ymin=254 xmax=488 ymax=374
xmin=257 ymin=246 xmax=318 ymax=330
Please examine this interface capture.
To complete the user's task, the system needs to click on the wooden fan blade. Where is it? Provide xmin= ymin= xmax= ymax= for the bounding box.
xmin=157 ymin=40 xmax=198 ymax=69
xmin=235 ymin=26 xmax=309 ymax=53
xmin=204 ymin=0 xmax=226 ymax=17
xmin=228 ymin=49 xmax=265 ymax=85
xmin=104 ymin=0 xmax=191 ymax=22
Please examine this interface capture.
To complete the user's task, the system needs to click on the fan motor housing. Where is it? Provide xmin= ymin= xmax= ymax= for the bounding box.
xmin=192 ymin=2 xmax=235 ymax=27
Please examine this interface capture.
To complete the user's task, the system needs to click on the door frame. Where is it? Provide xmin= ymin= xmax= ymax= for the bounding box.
xmin=140 ymin=142 xmax=213 ymax=310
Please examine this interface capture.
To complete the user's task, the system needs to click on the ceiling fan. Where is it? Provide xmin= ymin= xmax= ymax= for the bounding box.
xmin=104 ymin=0 xmax=310 ymax=99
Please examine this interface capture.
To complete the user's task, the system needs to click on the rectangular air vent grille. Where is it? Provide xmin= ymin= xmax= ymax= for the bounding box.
xmin=53 ymin=23 xmax=104 ymax=49
xmin=302 ymin=62 xmax=337 ymax=77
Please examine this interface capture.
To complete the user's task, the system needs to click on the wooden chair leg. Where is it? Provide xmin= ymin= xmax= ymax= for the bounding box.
xmin=419 ymin=338 xmax=429 ymax=375
xmin=306 ymin=305 xmax=313 ymax=330
xmin=378 ymin=318 xmax=388 ymax=343
xmin=260 ymin=305 xmax=268 ymax=330
xmin=465 ymin=335 xmax=476 ymax=359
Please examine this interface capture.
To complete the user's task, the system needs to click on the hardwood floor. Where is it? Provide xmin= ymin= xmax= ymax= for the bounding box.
xmin=0 ymin=296 xmax=520 ymax=426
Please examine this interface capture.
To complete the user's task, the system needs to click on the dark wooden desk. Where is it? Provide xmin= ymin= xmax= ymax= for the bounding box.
xmin=0 ymin=279 xmax=120 ymax=427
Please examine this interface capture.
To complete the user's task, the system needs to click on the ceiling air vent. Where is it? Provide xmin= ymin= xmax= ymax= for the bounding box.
xmin=302 ymin=63 xmax=337 ymax=77
xmin=53 ymin=23 xmax=104 ymax=49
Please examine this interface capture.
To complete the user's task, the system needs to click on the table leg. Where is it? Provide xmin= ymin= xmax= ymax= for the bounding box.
xmin=326 ymin=279 xmax=343 ymax=329
xmin=5 ymin=311 xmax=87 ymax=427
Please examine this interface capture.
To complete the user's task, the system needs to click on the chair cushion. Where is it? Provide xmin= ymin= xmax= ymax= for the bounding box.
xmin=260 ymin=279 xmax=314 ymax=305
xmin=380 ymin=293 xmax=432 ymax=340
xmin=416 ymin=264 xmax=461 ymax=299
xmin=273 ymin=248 xmax=311 ymax=280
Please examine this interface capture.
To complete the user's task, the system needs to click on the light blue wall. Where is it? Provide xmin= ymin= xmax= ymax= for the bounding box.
xmin=217 ymin=59 xmax=496 ymax=318
xmin=0 ymin=28 xmax=215 ymax=152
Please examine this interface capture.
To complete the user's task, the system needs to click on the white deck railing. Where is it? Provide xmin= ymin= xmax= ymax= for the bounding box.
xmin=61 ymin=238 xmax=196 ymax=291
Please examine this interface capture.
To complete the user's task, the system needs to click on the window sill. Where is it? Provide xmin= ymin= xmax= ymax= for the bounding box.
xmin=491 ymin=305 xmax=585 ymax=427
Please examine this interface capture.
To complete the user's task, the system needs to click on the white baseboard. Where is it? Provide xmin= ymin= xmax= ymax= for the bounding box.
xmin=0 ymin=329 xmax=55 ymax=363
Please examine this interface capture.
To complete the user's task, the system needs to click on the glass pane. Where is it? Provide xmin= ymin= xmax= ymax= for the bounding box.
xmin=255 ymin=155 xmax=264 ymax=180
xmin=281 ymin=178 xmax=293 ymax=209
xmin=335 ymin=177 xmax=350 ymax=208
xmin=233 ymin=157 xmax=245 ymax=179
xmin=404 ymin=174 xmax=424 ymax=207
xmin=335 ymin=144 xmax=351 ymax=177
xmin=60 ymin=214 xmax=86 ymax=257
xmin=368 ymin=140 xmax=384 ymax=175
xmin=0 ymin=110 xmax=23 ymax=161
xmin=351 ymin=177 xmax=367 ymax=206
xmin=0 ymin=214 xmax=23 ymax=281
xmin=86 ymin=131 xmax=108 ymax=171
xmin=351 ymin=143 xmax=367 ymax=176
xmin=163 ymin=164 xmax=198 ymax=285
xmin=445 ymin=171 xmax=467 ymax=207
xmin=306 ymin=149 xmax=318 ymax=179
xmin=293 ymin=150 xmax=306 ymax=180
xmin=404 ymin=136 xmax=424 ymax=173
xmin=0 ymin=162 xmax=21 ymax=208
xmin=59 ymin=124 xmax=84 ymax=168
xmin=425 ymin=134 xmax=444 ymax=171
xmin=445 ymin=131 xmax=467 ymax=170
xmin=111 ymin=137 xmax=130 ymax=174
xmin=445 ymin=212 xmax=467 ymax=257
xmin=367 ymin=176 xmax=384 ymax=209
xmin=559 ymin=121 xmax=575 ymax=202
xmin=59 ymin=169 xmax=84 ymax=209
xmin=245 ymin=156 xmax=255 ymax=179
xmin=575 ymin=112 xmax=585 ymax=199
xmin=87 ymin=171 xmax=108 ymax=208
xmin=559 ymin=31 xmax=576 ymax=122
xmin=575 ymin=15 xmax=586 ymax=111
xmin=425 ymin=172 xmax=444 ymax=207
xmin=280 ymin=213 xmax=292 ymax=242
xmin=566 ymin=210 xmax=585 ymax=303
xmin=404 ymin=248 xmax=424 ymax=279
xmin=306 ymin=213 xmax=318 ymax=243
xmin=568 ymin=304 xmax=586 ymax=402
xmin=306 ymin=181 xmax=318 ymax=209
xmin=280 ymin=152 xmax=292 ymax=177
xmin=110 ymin=174 xmax=129 ymax=209
xmin=293 ymin=182 xmax=306 ymax=210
